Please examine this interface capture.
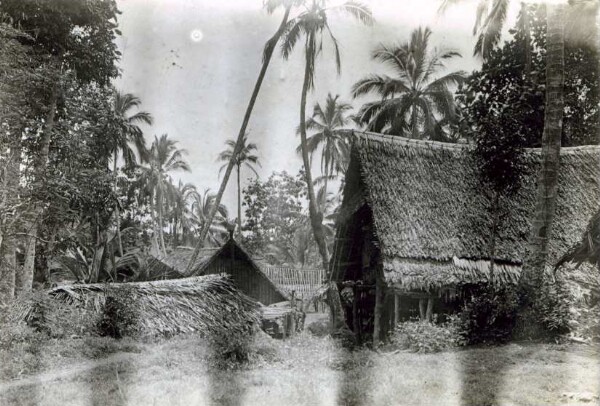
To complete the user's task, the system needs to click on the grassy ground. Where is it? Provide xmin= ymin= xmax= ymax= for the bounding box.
xmin=0 ymin=330 xmax=599 ymax=406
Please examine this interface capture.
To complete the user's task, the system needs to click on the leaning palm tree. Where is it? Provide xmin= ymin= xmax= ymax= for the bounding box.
xmin=110 ymin=91 xmax=153 ymax=256
xmin=218 ymin=133 xmax=261 ymax=236
xmin=186 ymin=0 xmax=303 ymax=273
xmin=296 ymin=93 xmax=353 ymax=203
xmin=352 ymin=27 xmax=465 ymax=140
xmin=138 ymin=134 xmax=190 ymax=256
xmin=280 ymin=0 xmax=372 ymax=272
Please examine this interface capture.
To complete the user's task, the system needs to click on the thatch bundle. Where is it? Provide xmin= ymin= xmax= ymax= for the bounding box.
xmin=11 ymin=274 xmax=261 ymax=338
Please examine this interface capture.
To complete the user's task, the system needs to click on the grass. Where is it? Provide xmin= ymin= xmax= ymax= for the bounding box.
xmin=0 ymin=331 xmax=598 ymax=405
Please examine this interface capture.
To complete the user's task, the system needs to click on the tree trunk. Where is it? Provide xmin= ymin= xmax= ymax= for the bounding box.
xmin=0 ymin=142 xmax=22 ymax=304
xmin=411 ymin=106 xmax=419 ymax=139
xmin=299 ymin=33 xmax=329 ymax=272
xmin=186 ymin=6 xmax=292 ymax=274
xmin=19 ymin=82 xmax=59 ymax=295
xmin=157 ymin=189 xmax=167 ymax=256
xmin=0 ymin=234 xmax=16 ymax=305
xmin=520 ymin=3 xmax=565 ymax=295
xmin=149 ymin=193 xmax=160 ymax=256
xmin=113 ymin=151 xmax=124 ymax=257
xmin=237 ymin=163 xmax=242 ymax=236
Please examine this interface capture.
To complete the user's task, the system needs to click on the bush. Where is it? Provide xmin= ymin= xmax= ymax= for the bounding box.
xmin=457 ymin=284 xmax=519 ymax=344
xmin=390 ymin=318 xmax=466 ymax=353
xmin=535 ymin=277 xmax=574 ymax=335
xmin=97 ymin=289 xmax=140 ymax=338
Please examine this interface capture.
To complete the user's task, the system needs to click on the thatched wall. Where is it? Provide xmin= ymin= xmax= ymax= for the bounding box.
xmin=333 ymin=131 xmax=600 ymax=291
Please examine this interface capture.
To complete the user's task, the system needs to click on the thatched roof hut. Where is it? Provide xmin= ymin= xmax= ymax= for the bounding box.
xmin=152 ymin=239 xmax=289 ymax=306
xmin=12 ymin=274 xmax=261 ymax=338
xmin=331 ymin=131 xmax=600 ymax=342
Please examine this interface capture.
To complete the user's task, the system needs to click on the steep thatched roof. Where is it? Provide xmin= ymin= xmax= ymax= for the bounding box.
xmin=334 ymin=131 xmax=600 ymax=291
xmin=12 ymin=274 xmax=261 ymax=337
xmin=151 ymin=240 xmax=290 ymax=302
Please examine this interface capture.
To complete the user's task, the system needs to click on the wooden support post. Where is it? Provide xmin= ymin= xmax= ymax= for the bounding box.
xmin=426 ymin=297 xmax=434 ymax=322
xmin=394 ymin=293 xmax=400 ymax=326
xmin=352 ymin=285 xmax=359 ymax=334
xmin=373 ymin=269 xmax=384 ymax=347
xmin=419 ymin=298 xmax=426 ymax=320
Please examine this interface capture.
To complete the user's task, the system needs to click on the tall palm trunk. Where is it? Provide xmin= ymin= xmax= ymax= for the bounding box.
xmin=237 ymin=163 xmax=242 ymax=236
xmin=18 ymin=82 xmax=59 ymax=296
xmin=300 ymin=33 xmax=329 ymax=271
xmin=186 ymin=6 xmax=292 ymax=272
xmin=156 ymin=188 xmax=167 ymax=256
xmin=520 ymin=3 xmax=565 ymax=294
xmin=149 ymin=192 xmax=160 ymax=256
xmin=113 ymin=152 xmax=124 ymax=256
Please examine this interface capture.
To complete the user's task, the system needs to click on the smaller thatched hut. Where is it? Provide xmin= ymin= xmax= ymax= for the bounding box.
xmin=12 ymin=274 xmax=261 ymax=338
xmin=331 ymin=131 xmax=600 ymax=344
xmin=152 ymin=238 xmax=289 ymax=306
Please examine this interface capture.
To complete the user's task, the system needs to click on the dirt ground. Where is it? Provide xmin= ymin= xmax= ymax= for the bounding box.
xmin=1 ymin=330 xmax=599 ymax=406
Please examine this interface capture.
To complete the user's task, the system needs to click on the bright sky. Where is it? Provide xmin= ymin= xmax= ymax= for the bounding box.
xmin=114 ymin=0 xmax=520 ymax=216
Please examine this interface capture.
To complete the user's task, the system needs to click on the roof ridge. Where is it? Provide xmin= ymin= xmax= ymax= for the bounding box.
xmin=353 ymin=130 xmax=600 ymax=155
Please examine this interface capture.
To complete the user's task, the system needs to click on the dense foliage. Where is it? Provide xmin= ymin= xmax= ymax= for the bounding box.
xmin=390 ymin=318 xmax=466 ymax=353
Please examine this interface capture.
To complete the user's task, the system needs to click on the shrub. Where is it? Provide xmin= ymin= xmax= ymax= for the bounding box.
xmin=390 ymin=318 xmax=466 ymax=353
xmin=457 ymin=283 xmax=519 ymax=344
xmin=534 ymin=277 xmax=574 ymax=335
xmin=97 ymin=289 xmax=140 ymax=338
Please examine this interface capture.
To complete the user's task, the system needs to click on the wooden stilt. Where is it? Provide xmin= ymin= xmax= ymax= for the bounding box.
xmin=352 ymin=285 xmax=360 ymax=344
xmin=426 ymin=297 xmax=434 ymax=322
xmin=394 ymin=293 xmax=400 ymax=326
xmin=419 ymin=298 xmax=426 ymax=320
xmin=373 ymin=269 xmax=383 ymax=347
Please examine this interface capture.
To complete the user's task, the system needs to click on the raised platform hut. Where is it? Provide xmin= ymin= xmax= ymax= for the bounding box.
xmin=329 ymin=131 xmax=600 ymax=345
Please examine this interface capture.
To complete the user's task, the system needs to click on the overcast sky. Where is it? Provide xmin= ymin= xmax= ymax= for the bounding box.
xmin=114 ymin=0 xmax=520 ymax=216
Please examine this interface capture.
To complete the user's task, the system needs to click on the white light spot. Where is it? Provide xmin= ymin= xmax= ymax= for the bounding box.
xmin=190 ymin=29 xmax=204 ymax=43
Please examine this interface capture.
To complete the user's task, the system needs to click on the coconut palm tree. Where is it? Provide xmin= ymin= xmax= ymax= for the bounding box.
xmin=167 ymin=179 xmax=197 ymax=248
xmin=218 ymin=133 xmax=261 ymax=236
xmin=190 ymin=189 xmax=229 ymax=247
xmin=439 ymin=0 xmax=510 ymax=60
xmin=519 ymin=3 xmax=566 ymax=295
xmin=187 ymin=0 xmax=303 ymax=273
xmin=296 ymin=93 xmax=353 ymax=203
xmin=138 ymin=134 xmax=190 ymax=256
xmin=352 ymin=27 xmax=465 ymax=140
xmin=110 ymin=91 xmax=153 ymax=256
xmin=279 ymin=0 xmax=372 ymax=271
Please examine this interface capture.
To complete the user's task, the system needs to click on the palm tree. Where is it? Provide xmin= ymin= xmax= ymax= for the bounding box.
xmin=279 ymin=0 xmax=372 ymax=272
xmin=218 ymin=133 xmax=261 ymax=236
xmin=139 ymin=134 xmax=190 ymax=256
xmin=296 ymin=93 xmax=353 ymax=203
xmin=190 ymin=189 xmax=229 ymax=247
xmin=519 ymin=3 xmax=565 ymax=297
xmin=187 ymin=0 xmax=302 ymax=273
xmin=352 ymin=27 xmax=465 ymax=140
xmin=110 ymin=91 xmax=153 ymax=256
xmin=167 ymin=179 xmax=197 ymax=248
xmin=439 ymin=0 xmax=510 ymax=60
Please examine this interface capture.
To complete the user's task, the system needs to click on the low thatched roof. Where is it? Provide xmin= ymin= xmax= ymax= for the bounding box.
xmin=333 ymin=131 xmax=600 ymax=291
xmin=12 ymin=274 xmax=261 ymax=337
